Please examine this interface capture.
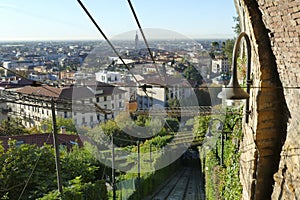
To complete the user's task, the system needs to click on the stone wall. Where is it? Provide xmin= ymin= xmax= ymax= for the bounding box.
xmin=234 ymin=0 xmax=300 ymax=199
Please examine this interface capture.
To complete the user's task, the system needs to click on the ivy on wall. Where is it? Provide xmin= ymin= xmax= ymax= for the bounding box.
xmin=201 ymin=108 xmax=243 ymax=200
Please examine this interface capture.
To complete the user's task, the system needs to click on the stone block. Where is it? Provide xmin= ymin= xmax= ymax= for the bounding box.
xmin=292 ymin=12 xmax=300 ymax=19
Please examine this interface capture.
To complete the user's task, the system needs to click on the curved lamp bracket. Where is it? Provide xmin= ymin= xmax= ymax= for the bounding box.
xmin=217 ymin=32 xmax=252 ymax=123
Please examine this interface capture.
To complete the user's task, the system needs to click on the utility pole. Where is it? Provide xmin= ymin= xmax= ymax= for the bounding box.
xmin=111 ymin=132 xmax=116 ymax=200
xmin=149 ymin=142 xmax=152 ymax=162
xmin=221 ymin=131 xmax=224 ymax=166
xmin=51 ymin=98 xmax=63 ymax=194
xmin=137 ymin=141 xmax=141 ymax=180
xmin=137 ymin=140 xmax=141 ymax=198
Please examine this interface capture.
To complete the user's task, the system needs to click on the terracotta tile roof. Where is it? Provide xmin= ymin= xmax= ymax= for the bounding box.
xmin=14 ymin=82 xmax=126 ymax=101
xmin=92 ymin=82 xmax=127 ymax=96
xmin=0 ymin=134 xmax=83 ymax=151
xmin=59 ymin=86 xmax=94 ymax=100
xmin=141 ymin=75 xmax=191 ymax=87
xmin=15 ymin=85 xmax=62 ymax=98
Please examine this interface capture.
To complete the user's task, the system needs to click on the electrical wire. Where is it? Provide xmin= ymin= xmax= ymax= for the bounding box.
xmin=18 ymin=133 xmax=51 ymax=200
xmin=76 ymin=0 xmax=150 ymax=98
xmin=0 ymin=65 xmax=62 ymax=97
xmin=126 ymin=0 xmax=165 ymax=83
xmin=59 ymin=83 xmax=300 ymax=90
xmin=0 ymin=66 xmax=32 ymax=83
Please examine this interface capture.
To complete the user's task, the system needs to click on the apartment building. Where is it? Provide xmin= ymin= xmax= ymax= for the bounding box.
xmin=211 ymin=57 xmax=230 ymax=75
xmin=7 ymin=82 xmax=126 ymax=129
xmin=137 ymin=76 xmax=193 ymax=109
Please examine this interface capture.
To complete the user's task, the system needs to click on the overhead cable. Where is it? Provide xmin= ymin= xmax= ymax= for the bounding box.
xmin=77 ymin=0 xmax=150 ymax=98
xmin=127 ymin=0 xmax=165 ymax=83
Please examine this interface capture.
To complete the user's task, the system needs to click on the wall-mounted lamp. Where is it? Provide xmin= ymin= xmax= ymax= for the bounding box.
xmin=217 ymin=32 xmax=252 ymax=123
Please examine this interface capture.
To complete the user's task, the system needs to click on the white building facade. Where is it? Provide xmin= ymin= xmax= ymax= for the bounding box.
xmin=6 ymin=83 xmax=126 ymax=130
xmin=211 ymin=58 xmax=230 ymax=75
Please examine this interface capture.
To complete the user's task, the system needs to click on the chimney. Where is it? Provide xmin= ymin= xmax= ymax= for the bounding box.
xmin=60 ymin=126 xmax=66 ymax=134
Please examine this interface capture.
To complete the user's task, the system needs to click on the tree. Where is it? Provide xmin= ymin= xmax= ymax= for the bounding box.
xmin=233 ymin=16 xmax=241 ymax=35
xmin=135 ymin=115 xmax=149 ymax=127
xmin=168 ymin=97 xmax=180 ymax=108
xmin=38 ymin=177 xmax=108 ymax=200
xmin=0 ymin=141 xmax=106 ymax=200
xmin=88 ymin=119 xmax=134 ymax=146
xmin=40 ymin=117 xmax=77 ymax=134
xmin=211 ymin=41 xmax=220 ymax=51
xmin=99 ymin=119 xmax=120 ymax=137
xmin=183 ymin=63 xmax=203 ymax=86
xmin=0 ymin=142 xmax=56 ymax=199
xmin=0 ymin=118 xmax=30 ymax=136
xmin=222 ymin=39 xmax=235 ymax=65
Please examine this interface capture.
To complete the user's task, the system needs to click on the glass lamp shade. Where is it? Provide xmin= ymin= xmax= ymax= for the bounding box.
xmin=217 ymin=75 xmax=249 ymax=100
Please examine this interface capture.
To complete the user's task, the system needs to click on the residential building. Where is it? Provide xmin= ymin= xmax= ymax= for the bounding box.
xmin=3 ymin=60 xmax=35 ymax=76
xmin=6 ymin=83 xmax=126 ymax=129
xmin=211 ymin=57 xmax=230 ymax=75
xmin=137 ymin=76 xmax=193 ymax=109
xmin=95 ymin=70 xmax=121 ymax=83
xmin=0 ymin=98 xmax=9 ymax=121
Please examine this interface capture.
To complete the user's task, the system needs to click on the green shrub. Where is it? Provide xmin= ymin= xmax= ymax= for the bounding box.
xmin=203 ymin=108 xmax=243 ymax=200
xmin=38 ymin=177 xmax=107 ymax=200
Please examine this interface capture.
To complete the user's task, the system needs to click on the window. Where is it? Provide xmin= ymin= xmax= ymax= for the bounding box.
xmin=104 ymin=96 xmax=107 ymax=101
xmin=74 ymin=112 xmax=77 ymax=116
xmin=97 ymin=114 xmax=100 ymax=121
xmin=82 ymin=117 xmax=86 ymax=123
xmin=64 ymin=111 xmax=67 ymax=118
xmin=112 ymin=103 xmax=114 ymax=109
xmin=96 ymin=97 xmax=99 ymax=103
xmin=104 ymin=114 xmax=107 ymax=120
xmin=119 ymin=94 xmax=122 ymax=99
xmin=119 ymin=102 xmax=122 ymax=108
xmin=104 ymin=104 xmax=107 ymax=109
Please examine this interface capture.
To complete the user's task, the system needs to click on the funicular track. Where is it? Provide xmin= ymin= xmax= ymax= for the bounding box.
xmin=149 ymin=167 xmax=204 ymax=200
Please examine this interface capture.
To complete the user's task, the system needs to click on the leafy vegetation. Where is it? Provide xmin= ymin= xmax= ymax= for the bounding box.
xmin=38 ymin=177 xmax=107 ymax=200
xmin=201 ymin=108 xmax=243 ymax=200
xmin=168 ymin=97 xmax=180 ymax=108
xmin=40 ymin=116 xmax=77 ymax=134
xmin=182 ymin=63 xmax=203 ymax=86
xmin=0 ymin=118 xmax=30 ymax=136
xmin=221 ymin=39 xmax=235 ymax=65
xmin=0 ymin=141 xmax=106 ymax=200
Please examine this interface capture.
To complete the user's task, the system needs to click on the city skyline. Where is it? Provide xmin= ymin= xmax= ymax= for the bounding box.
xmin=0 ymin=0 xmax=237 ymax=41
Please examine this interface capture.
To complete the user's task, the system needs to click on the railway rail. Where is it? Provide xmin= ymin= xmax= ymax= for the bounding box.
xmin=148 ymin=167 xmax=205 ymax=200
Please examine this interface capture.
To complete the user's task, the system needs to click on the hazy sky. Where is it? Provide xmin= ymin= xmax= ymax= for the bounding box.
xmin=0 ymin=0 xmax=237 ymax=41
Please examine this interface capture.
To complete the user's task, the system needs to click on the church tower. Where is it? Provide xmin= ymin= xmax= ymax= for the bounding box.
xmin=135 ymin=31 xmax=139 ymax=50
